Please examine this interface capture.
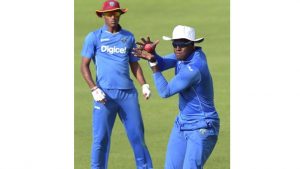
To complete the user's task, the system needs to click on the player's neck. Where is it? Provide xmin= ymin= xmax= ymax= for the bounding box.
xmin=107 ymin=25 xmax=120 ymax=33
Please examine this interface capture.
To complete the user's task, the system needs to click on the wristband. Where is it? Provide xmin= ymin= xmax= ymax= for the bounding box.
xmin=148 ymin=60 xmax=158 ymax=67
xmin=91 ymin=86 xmax=98 ymax=91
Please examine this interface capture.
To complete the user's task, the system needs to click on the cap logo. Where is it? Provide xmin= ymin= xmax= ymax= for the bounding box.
xmin=109 ymin=1 xmax=115 ymax=7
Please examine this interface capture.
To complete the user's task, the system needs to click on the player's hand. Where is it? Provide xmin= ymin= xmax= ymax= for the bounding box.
xmin=136 ymin=36 xmax=160 ymax=54
xmin=91 ymin=87 xmax=107 ymax=104
xmin=142 ymin=84 xmax=151 ymax=100
xmin=132 ymin=47 xmax=154 ymax=61
xmin=132 ymin=36 xmax=159 ymax=61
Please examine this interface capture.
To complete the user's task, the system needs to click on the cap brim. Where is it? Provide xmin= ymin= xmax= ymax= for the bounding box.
xmin=162 ymin=36 xmax=204 ymax=43
xmin=194 ymin=38 xmax=204 ymax=43
xmin=96 ymin=8 xmax=128 ymax=17
xmin=162 ymin=36 xmax=172 ymax=41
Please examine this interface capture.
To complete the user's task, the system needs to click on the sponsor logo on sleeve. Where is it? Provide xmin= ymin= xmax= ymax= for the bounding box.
xmin=94 ymin=106 xmax=100 ymax=110
xmin=188 ymin=65 xmax=193 ymax=71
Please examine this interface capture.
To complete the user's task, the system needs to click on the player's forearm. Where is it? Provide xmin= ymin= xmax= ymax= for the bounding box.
xmin=154 ymin=53 xmax=177 ymax=72
xmin=80 ymin=64 xmax=96 ymax=89
xmin=135 ymin=67 xmax=147 ymax=86
xmin=130 ymin=62 xmax=147 ymax=86
xmin=152 ymin=72 xmax=171 ymax=98
xmin=153 ymin=70 xmax=194 ymax=98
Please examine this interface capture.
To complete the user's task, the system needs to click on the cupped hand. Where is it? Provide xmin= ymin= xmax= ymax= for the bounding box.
xmin=136 ymin=36 xmax=160 ymax=53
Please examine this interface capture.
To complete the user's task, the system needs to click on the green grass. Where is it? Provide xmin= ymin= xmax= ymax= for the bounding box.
xmin=75 ymin=0 xmax=229 ymax=168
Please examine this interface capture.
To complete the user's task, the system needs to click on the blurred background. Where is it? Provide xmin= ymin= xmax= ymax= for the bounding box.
xmin=74 ymin=0 xmax=229 ymax=168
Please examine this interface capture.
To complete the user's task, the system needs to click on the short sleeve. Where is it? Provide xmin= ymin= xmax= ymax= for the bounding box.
xmin=128 ymin=37 xmax=139 ymax=62
xmin=81 ymin=32 xmax=96 ymax=58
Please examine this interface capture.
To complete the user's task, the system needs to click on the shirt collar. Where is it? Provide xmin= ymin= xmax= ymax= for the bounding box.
xmin=102 ymin=24 xmax=122 ymax=34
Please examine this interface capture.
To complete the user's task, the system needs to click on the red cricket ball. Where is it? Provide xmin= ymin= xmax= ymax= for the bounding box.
xmin=144 ymin=44 xmax=154 ymax=53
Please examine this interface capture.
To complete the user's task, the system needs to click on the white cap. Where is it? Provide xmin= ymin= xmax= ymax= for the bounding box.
xmin=162 ymin=25 xmax=204 ymax=43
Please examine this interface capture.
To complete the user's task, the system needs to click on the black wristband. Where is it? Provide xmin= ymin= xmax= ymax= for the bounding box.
xmin=149 ymin=58 xmax=157 ymax=63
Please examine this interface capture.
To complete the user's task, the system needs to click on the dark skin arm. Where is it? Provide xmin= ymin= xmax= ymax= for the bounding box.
xmin=129 ymin=61 xmax=150 ymax=99
xmin=80 ymin=57 xmax=106 ymax=103
xmin=130 ymin=61 xmax=146 ymax=85
xmin=80 ymin=57 xmax=96 ymax=89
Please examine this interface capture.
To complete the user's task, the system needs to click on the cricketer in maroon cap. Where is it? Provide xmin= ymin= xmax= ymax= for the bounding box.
xmin=80 ymin=0 xmax=153 ymax=169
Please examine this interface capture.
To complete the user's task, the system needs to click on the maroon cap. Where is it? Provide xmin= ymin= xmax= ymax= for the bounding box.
xmin=96 ymin=0 xmax=128 ymax=17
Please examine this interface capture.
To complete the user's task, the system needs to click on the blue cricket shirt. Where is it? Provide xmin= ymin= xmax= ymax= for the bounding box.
xmin=153 ymin=47 xmax=219 ymax=127
xmin=81 ymin=25 xmax=139 ymax=89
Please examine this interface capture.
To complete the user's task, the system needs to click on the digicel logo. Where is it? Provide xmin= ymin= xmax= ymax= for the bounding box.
xmin=101 ymin=46 xmax=127 ymax=54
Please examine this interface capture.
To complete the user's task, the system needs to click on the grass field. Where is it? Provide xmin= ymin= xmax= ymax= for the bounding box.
xmin=75 ymin=0 xmax=229 ymax=168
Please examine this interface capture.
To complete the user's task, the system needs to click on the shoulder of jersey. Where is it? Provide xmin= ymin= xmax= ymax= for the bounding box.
xmin=120 ymin=28 xmax=134 ymax=37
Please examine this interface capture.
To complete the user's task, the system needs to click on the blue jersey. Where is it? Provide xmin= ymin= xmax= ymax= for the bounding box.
xmin=153 ymin=47 xmax=219 ymax=127
xmin=81 ymin=25 xmax=139 ymax=89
